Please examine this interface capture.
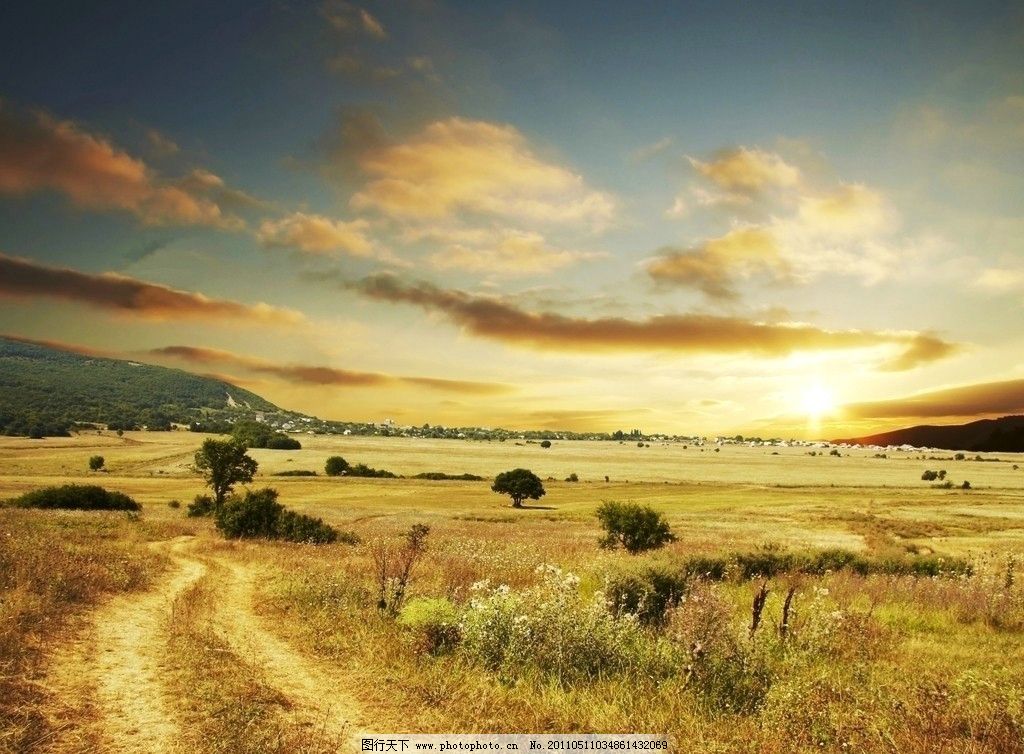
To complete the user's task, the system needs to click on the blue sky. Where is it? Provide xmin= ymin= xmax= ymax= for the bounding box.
xmin=1 ymin=1 xmax=1022 ymax=434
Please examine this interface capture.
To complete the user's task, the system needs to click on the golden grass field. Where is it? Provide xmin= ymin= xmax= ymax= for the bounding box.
xmin=2 ymin=429 xmax=1023 ymax=753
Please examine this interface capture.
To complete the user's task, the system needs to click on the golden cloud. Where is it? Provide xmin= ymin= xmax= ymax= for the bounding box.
xmin=0 ymin=332 xmax=114 ymax=358
xmin=428 ymin=229 xmax=602 ymax=277
xmin=257 ymin=212 xmax=374 ymax=257
xmin=349 ymin=274 xmax=957 ymax=369
xmin=646 ymin=227 xmax=789 ymax=299
xmin=148 ymin=345 xmax=512 ymax=395
xmin=0 ymin=100 xmax=241 ymax=228
xmin=844 ymin=379 xmax=1024 ymax=420
xmin=349 ymin=117 xmax=615 ymax=226
xmin=0 ymin=252 xmax=304 ymax=325
xmin=321 ymin=1 xmax=387 ymax=38
xmin=688 ymin=147 xmax=801 ymax=193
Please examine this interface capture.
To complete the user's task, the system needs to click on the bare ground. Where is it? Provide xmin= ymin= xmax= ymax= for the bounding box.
xmin=39 ymin=535 xmax=366 ymax=753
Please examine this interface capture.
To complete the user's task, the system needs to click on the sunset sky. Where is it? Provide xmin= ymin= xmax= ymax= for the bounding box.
xmin=1 ymin=1 xmax=1023 ymax=437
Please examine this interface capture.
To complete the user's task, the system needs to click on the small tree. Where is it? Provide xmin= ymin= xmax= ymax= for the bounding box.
xmin=491 ymin=468 xmax=545 ymax=508
xmin=88 ymin=455 xmax=105 ymax=471
xmin=193 ymin=438 xmax=257 ymax=511
xmin=540 ymin=440 xmax=552 ymax=448
xmin=596 ymin=501 xmax=675 ymax=554
xmin=325 ymin=456 xmax=350 ymax=476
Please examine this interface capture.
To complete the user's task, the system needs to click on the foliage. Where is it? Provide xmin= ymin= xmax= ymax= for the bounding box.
xmin=213 ymin=487 xmax=346 ymax=544
xmin=0 ymin=335 xmax=277 ymax=436
xmin=6 ymin=484 xmax=140 ymax=511
xmin=346 ymin=463 xmax=397 ymax=478
xmin=596 ymin=501 xmax=675 ymax=553
xmin=413 ymin=471 xmax=484 ymax=481
xmin=324 ymin=456 xmax=349 ymax=476
xmin=272 ymin=469 xmax=317 ymax=476
xmin=193 ymin=438 xmax=258 ymax=508
xmin=605 ymin=565 xmax=688 ymax=626
xmin=187 ymin=494 xmax=215 ymax=517
xmin=230 ymin=421 xmax=301 ymax=450
xmin=491 ymin=468 xmax=545 ymax=507
xmin=88 ymin=455 xmax=105 ymax=471
xmin=397 ymin=597 xmax=462 ymax=654
xmin=540 ymin=440 xmax=552 ymax=448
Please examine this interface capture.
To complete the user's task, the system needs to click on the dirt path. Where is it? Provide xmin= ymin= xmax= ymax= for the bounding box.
xmin=45 ymin=536 xmax=206 ymax=754
xmin=208 ymin=554 xmax=367 ymax=746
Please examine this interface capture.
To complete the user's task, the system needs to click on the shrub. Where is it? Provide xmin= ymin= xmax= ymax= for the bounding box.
xmin=88 ymin=455 xmax=105 ymax=471
xmin=605 ymin=565 xmax=688 ymax=626
xmin=921 ymin=470 xmax=939 ymax=481
xmin=961 ymin=480 xmax=972 ymax=490
xmin=682 ymin=555 xmax=730 ymax=581
xmin=324 ymin=456 xmax=349 ymax=476
xmin=346 ymin=463 xmax=397 ymax=478
xmin=168 ymin=499 xmax=181 ymax=509
xmin=596 ymin=501 xmax=675 ymax=553
xmin=540 ymin=440 xmax=552 ymax=448
xmin=7 ymin=484 xmax=140 ymax=511
xmin=271 ymin=469 xmax=317 ymax=477
xmin=565 ymin=472 xmax=579 ymax=482
xmin=397 ymin=597 xmax=462 ymax=654
xmin=275 ymin=509 xmax=340 ymax=544
xmin=187 ymin=494 xmax=215 ymax=517
xmin=215 ymin=488 xmax=284 ymax=539
xmin=955 ymin=452 xmax=966 ymax=460
xmin=265 ymin=435 xmax=301 ymax=450
xmin=413 ymin=471 xmax=485 ymax=481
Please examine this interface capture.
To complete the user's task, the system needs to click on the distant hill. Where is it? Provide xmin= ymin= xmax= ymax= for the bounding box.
xmin=0 ymin=336 xmax=281 ymax=436
xmin=835 ymin=415 xmax=1024 ymax=452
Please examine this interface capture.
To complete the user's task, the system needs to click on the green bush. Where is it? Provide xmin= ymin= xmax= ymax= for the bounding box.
xmin=88 ymin=455 xmax=105 ymax=471
xmin=271 ymin=469 xmax=317 ymax=477
xmin=7 ymin=484 xmax=140 ymax=511
xmin=412 ymin=471 xmax=484 ymax=481
xmin=324 ymin=456 xmax=349 ymax=476
xmin=596 ymin=501 xmax=675 ymax=553
xmin=168 ymin=499 xmax=181 ymax=509
xmin=215 ymin=488 xmax=283 ymax=539
xmin=275 ymin=509 xmax=340 ymax=544
xmin=605 ymin=565 xmax=688 ymax=626
xmin=266 ymin=435 xmax=301 ymax=450
xmin=187 ymin=494 xmax=215 ymax=517
xmin=397 ymin=597 xmax=462 ymax=654
xmin=346 ymin=463 xmax=397 ymax=478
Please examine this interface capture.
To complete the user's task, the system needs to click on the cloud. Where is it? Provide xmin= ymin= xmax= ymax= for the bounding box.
xmin=843 ymin=379 xmax=1024 ymax=420
xmin=631 ymin=137 xmax=673 ymax=163
xmin=321 ymin=1 xmax=387 ymax=38
xmin=975 ymin=267 xmax=1024 ymax=294
xmin=0 ymin=332 xmax=114 ymax=358
xmin=646 ymin=227 xmax=790 ymax=299
xmin=688 ymin=147 xmax=801 ymax=195
xmin=145 ymin=128 xmax=179 ymax=156
xmin=0 ymin=252 xmax=304 ymax=325
xmin=427 ymin=229 xmax=602 ymax=277
xmin=0 ymin=100 xmax=242 ymax=228
xmin=347 ymin=117 xmax=615 ymax=226
xmin=347 ymin=274 xmax=957 ymax=369
xmin=257 ymin=212 xmax=374 ymax=257
xmin=794 ymin=184 xmax=891 ymax=237
xmin=148 ymin=345 xmax=511 ymax=395
xmin=326 ymin=54 xmax=400 ymax=81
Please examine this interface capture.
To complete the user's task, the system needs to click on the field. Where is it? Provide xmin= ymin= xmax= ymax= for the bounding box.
xmin=2 ymin=430 xmax=1023 ymax=753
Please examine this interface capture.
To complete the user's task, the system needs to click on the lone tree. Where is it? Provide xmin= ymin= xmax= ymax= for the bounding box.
xmin=193 ymin=438 xmax=257 ymax=510
xmin=492 ymin=468 xmax=545 ymax=508
xmin=325 ymin=455 xmax=350 ymax=476
xmin=88 ymin=455 xmax=105 ymax=471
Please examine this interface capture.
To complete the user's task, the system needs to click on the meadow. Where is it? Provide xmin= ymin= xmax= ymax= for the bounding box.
xmin=1 ymin=430 xmax=1023 ymax=753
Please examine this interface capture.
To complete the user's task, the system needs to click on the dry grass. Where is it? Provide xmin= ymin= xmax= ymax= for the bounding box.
xmin=1 ymin=431 xmax=1023 ymax=752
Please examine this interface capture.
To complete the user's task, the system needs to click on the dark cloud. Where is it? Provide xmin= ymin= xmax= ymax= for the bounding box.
xmin=844 ymin=379 xmax=1024 ymax=420
xmin=347 ymin=274 xmax=957 ymax=370
xmin=147 ymin=345 xmax=512 ymax=395
xmin=0 ymin=252 xmax=303 ymax=324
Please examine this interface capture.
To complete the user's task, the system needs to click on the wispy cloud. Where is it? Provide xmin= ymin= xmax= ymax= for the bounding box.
xmin=347 ymin=274 xmax=957 ymax=369
xmin=0 ymin=100 xmax=243 ymax=228
xmin=426 ymin=228 xmax=603 ymax=277
xmin=148 ymin=345 xmax=512 ymax=394
xmin=257 ymin=212 xmax=375 ymax=257
xmin=321 ymin=1 xmax=387 ymax=39
xmin=0 ymin=252 xmax=303 ymax=325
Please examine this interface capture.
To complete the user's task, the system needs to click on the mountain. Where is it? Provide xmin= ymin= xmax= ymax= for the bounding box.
xmin=0 ymin=336 xmax=282 ymax=436
xmin=834 ymin=415 xmax=1024 ymax=452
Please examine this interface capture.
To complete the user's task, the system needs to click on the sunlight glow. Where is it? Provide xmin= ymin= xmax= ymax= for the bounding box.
xmin=801 ymin=383 xmax=836 ymax=420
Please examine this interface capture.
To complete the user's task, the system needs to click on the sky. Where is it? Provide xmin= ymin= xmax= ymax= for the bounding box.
xmin=1 ymin=0 xmax=1023 ymax=437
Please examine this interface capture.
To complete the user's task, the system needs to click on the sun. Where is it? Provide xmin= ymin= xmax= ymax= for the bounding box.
xmin=800 ymin=383 xmax=836 ymax=419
